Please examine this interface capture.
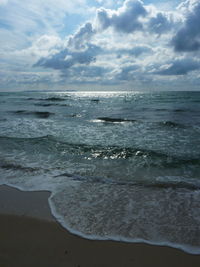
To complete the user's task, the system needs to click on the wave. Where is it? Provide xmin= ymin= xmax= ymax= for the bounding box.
xmin=0 ymin=160 xmax=39 ymax=173
xmin=155 ymin=108 xmax=169 ymax=111
xmin=174 ymin=109 xmax=186 ymax=112
xmin=155 ymin=108 xmax=187 ymax=113
xmin=56 ymin=172 xmax=200 ymax=191
xmin=34 ymin=103 xmax=56 ymax=107
xmin=158 ymin=121 xmax=185 ymax=128
xmin=1 ymin=153 xmax=199 ymax=192
xmin=10 ymin=110 xmax=54 ymax=118
xmin=34 ymin=103 xmax=70 ymax=107
xmin=27 ymin=97 xmax=66 ymax=101
xmin=192 ymin=100 xmax=200 ymax=103
xmin=96 ymin=117 xmax=137 ymax=123
xmin=91 ymin=99 xmax=100 ymax=103
xmin=95 ymin=118 xmax=186 ymax=128
xmin=0 ymin=135 xmax=199 ymax=168
xmin=67 ymin=114 xmax=82 ymax=118
xmin=40 ymin=97 xmax=66 ymax=101
xmin=12 ymin=110 xmax=26 ymax=113
xmin=149 ymin=180 xmax=200 ymax=190
xmin=33 ymin=111 xmax=54 ymax=118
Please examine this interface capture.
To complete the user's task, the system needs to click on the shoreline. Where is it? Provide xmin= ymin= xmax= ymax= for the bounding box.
xmin=1 ymin=184 xmax=200 ymax=267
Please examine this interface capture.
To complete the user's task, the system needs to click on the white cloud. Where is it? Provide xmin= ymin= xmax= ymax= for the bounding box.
xmin=68 ymin=22 xmax=96 ymax=50
xmin=172 ymin=0 xmax=200 ymax=52
xmin=95 ymin=0 xmax=180 ymax=35
xmin=96 ymin=0 xmax=147 ymax=33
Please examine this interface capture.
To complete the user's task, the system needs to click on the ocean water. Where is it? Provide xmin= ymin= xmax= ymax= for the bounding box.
xmin=0 ymin=90 xmax=200 ymax=253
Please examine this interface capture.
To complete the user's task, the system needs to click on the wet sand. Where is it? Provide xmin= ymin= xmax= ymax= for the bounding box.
xmin=1 ymin=185 xmax=200 ymax=267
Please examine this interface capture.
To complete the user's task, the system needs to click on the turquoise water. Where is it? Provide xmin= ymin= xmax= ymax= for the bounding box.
xmin=0 ymin=90 xmax=200 ymax=253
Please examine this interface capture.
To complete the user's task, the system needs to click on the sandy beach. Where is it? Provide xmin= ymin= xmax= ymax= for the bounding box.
xmin=1 ymin=185 xmax=200 ymax=267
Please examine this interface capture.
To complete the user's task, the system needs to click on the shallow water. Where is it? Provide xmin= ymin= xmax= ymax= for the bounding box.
xmin=0 ymin=90 xmax=200 ymax=253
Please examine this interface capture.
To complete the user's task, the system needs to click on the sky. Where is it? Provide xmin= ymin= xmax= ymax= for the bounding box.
xmin=0 ymin=0 xmax=200 ymax=91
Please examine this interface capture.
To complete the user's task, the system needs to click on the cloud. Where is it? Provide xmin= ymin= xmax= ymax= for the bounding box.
xmin=0 ymin=70 xmax=61 ymax=87
xmin=148 ymin=12 xmax=174 ymax=35
xmin=154 ymin=58 xmax=200 ymax=75
xmin=68 ymin=22 xmax=96 ymax=50
xmin=34 ymin=21 xmax=101 ymax=70
xmin=0 ymin=0 xmax=90 ymax=52
xmin=118 ymin=45 xmax=152 ymax=57
xmin=96 ymin=0 xmax=147 ymax=33
xmin=172 ymin=0 xmax=200 ymax=52
xmin=60 ymin=65 xmax=110 ymax=83
xmin=2 ymin=0 xmax=200 ymax=91
xmin=73 ymin=65 xmax=108 ymax=78
xmin=34 ymin=1 xmax=178 ymax=78
xmin=96 ymin=0 xmax=177 ymax=35
xmin=115 ymin=64 xmax=140 ymax=80
xmin=35 ymin=44 xmax=101 ymax=70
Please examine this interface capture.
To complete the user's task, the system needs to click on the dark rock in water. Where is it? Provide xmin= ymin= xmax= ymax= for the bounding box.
xmin=97 ymin=117 xmax=137 ymax=123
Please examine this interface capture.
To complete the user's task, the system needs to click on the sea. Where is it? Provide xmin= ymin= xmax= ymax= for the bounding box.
xmin=0 ymin=90 xmax=200 ymax=254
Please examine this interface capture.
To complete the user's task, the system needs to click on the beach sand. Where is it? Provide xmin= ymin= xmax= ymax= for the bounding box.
xmin=1 ymin=185 xmax=200 ymax=267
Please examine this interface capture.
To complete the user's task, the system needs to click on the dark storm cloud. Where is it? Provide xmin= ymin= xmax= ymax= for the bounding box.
xmin=172 ymin=2 xmax=200 ymax=52
xmin=155 ymin=58 xmax=200 ymax=76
